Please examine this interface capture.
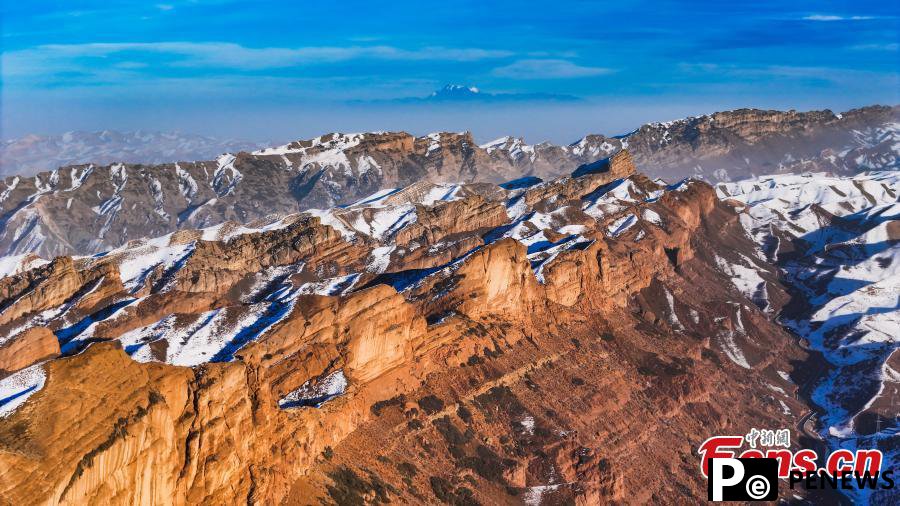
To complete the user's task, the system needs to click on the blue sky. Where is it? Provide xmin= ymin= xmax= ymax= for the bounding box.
xmin=1 ymin=0 xmax=898 ymax=143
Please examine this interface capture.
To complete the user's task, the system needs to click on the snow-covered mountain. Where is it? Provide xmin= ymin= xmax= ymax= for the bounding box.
xmin=428 ymin=84 xmax=481 ymax=99
xmin=0 ymin=104 xmax=900 ymax=257
xmin=0 ymin=130 xmax=262 ymax=176
xmin=0 ymin=131 xmax=599 ymax=258
xmin=4 ymin=105 xmax=896 ymax=183
xmin=0 ymin=105 xmax=896 ymax=260
xmin=718 ymin=171 xmax=899 ymax=503
xmin=383 ymin=84 xmax=581 ymax=103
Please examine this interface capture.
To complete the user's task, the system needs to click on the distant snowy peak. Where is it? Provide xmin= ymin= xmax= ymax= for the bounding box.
xmin=407 ymin=84 xmax=580 ymax=103
xmin=430 ymin=84 xmax=480 ymax=98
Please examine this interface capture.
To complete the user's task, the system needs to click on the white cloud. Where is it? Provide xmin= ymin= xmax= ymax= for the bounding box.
xmin=802 ymin=14 xmax=876 ymax=21
xmin=492 ymin=59 xmax=612 ymax=79
xmin=851 ymin=43 xmax=899 ymax=51
xmin=679 ymin=62 xmax=899 ymax=88
xmin=2 ymin=42 xmax=514 ymax=77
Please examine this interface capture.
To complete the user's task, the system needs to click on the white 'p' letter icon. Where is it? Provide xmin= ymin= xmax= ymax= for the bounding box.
xmin=711 ymin=458 xmax=744 ymax=501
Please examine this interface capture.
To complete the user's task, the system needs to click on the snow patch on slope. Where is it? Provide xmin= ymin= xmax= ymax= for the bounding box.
xmin=279 ymin=370 xmax=348 ymax=409
xmin=0 ymin=362 xmax=46 ymax=418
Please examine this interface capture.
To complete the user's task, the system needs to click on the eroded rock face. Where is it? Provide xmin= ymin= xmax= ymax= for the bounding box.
xmin=0 ymin=151 xmax=812 ymax=504
xmin=2 ymin=105 xmax=896 ymax=259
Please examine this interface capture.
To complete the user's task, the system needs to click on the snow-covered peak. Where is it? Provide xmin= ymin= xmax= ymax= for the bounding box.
xmin=430 ymin=84 xmax=480 ymax=97
xmin=566 ymin=135 xmax=621 ymax=158
xmin=479 ymin=136 xmax=536 ymax=162
xmin=252 ymin=132 xmax=366 ymax=156
xmin=479 ymin=136 xmax=512 ymax=151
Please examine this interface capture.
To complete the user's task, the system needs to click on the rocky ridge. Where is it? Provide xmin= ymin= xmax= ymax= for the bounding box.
xmin=622 ymin=105 xmax=899 ymax=181
xmin=0 ymin=151 xmax=815 ymax=504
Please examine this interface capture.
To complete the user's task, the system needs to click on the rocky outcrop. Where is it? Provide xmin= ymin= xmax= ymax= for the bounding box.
xmin=0 ymin=327 xmax=58 ymax=376
xmin=0 ymin=257 xmax=119 ymax=328
xmin=398 ymin=199 xmax=506 ymax=247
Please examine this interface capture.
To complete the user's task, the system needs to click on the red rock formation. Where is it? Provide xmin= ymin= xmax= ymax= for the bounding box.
xmin=0 ymin=151 xmax=810 ymax=504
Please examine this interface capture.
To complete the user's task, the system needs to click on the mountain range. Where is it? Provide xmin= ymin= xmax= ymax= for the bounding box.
xmin=0 ymin=105 xmax=896 ymax=260
xmin=3 ymin=104 xmax=895 ymax=181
